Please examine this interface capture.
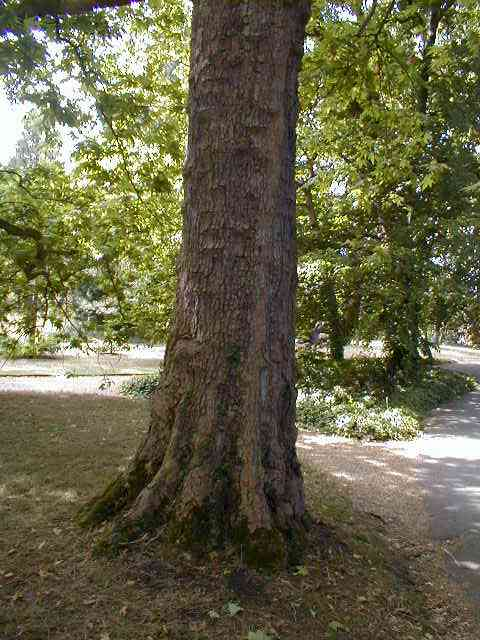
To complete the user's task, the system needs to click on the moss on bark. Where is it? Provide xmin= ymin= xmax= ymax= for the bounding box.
xmin=76 ymin=0 xmax=311 ymax=572
xmin=167 ymin=512 xmax=301 ymax=570
xmin=77 ymin=460 xmax=151 ymax=528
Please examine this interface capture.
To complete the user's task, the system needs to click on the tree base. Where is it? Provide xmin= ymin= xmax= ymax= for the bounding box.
xmin=79 ymin=476 xmax=310 ymax=569
xmin=77 ymin=460 xmax=152 ymax=529
xmin=90 ymin=523 xmax=308 ymax=570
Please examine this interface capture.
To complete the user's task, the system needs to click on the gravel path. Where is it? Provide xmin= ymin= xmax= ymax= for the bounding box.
xmin=0 ymin=375 xmax=128 ymax=395
xmin=0 ymin=345 xmax=164 ymax=395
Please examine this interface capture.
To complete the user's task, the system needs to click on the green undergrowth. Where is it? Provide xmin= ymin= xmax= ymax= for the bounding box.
xmin=121 ymin=372 xmax=162 ymax=398
xmin=121 ymin=352 xmax=476 ymax=442
xmin=0 ymin=334 xmax=63 ymax=358
xmin=297 ymin=350 xmax=476 ymax=441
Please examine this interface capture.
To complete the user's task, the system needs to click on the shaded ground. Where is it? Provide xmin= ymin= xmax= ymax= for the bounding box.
xmin=1 ymin=384 xmax=478 ymax=639
xmin=1 ymin=344 xmax=480 ymax=638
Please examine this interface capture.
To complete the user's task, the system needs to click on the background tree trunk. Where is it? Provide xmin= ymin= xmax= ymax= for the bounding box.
xmin=79 ymin=0 xmax=311 ymax=567
xmin=321 ymin=277 xmax=345 ymax=361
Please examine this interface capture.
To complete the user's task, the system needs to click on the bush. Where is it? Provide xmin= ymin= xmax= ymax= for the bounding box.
xmin=120 ymin=373 xmax=161 ymax=399
xmin=296 ymin=348 xmax=387 ymax=395
xmin=296 ymin=350 xmax=476 ymax=441
xmin=0 ymin=334 xmax=63 ymax=358
xmin=297 ymin=390 xmax=418 ymax=441
xmin=391 ymin=367 xmax=476 ymax=414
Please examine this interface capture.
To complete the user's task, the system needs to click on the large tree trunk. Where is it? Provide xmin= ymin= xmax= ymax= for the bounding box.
xmin=79 ymin=0 xmax=311 ymax=567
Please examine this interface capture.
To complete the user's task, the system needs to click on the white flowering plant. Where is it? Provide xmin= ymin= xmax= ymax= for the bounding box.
xmin=296 ymin=389 xmax=418 ymax=441
xmin=295 ymin=356 xmax=475 ymax=441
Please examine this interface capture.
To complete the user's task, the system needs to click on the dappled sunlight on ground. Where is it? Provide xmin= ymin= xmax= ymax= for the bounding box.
xmin=297 ymin=433 xmax=351 ymax=448
xmin=298 ymin=431 xmax=424 ymax=531
xmin=300 ymin=354 xmax=480 ymax=602
xmin=2 ymin=344 xmax=480 ymax=614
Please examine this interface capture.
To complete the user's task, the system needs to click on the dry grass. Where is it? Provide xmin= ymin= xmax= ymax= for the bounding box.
xmin=0 ymin=388 xmax=478 ymax=639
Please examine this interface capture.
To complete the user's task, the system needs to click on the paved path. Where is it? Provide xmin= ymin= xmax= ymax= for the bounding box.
xmin=372 ymin=347 xmax=480 ymax=600
xmin=416 ymin=356 xmax=480 ymax=601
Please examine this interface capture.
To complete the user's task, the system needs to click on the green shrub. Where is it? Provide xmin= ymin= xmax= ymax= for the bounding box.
xmin=120 ymin=373 xmax=161 ymax=399
xmin=296 ymin=348 xmax=387 ymax=395
xmin=0 ymin=334 xmax=63 ymax=358
xmin=296 ymin=349 xmax=476 ymax=441
xmin=297 ymin=390 xmax=418 ymax=441
xmin=391 ymin=367 xmax=476 ymax=414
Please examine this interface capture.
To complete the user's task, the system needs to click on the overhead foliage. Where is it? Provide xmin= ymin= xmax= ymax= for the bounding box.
xmin=0 ymin=0 xmax=478 ymax=367
xmin=297 ymin=0 xmax=480 ymax=375
xmin=0 ymin=0 xmax=188 ymax=347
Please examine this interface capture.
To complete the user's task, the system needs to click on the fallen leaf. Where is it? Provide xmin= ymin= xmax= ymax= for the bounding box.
xmin=248 ymin=631 xmax=273 ymax=640
xmin=208 ymin=609 xmax=221 ymax=620
xmin=225 ymin=601 xmax=243 ymax=616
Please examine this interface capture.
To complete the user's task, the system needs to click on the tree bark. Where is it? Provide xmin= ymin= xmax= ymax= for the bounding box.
xmin=383 ymin=234 xmax=422 ymax=385
xmin=79 ymin=0 xmax=311 ymax=568
xmin=321 ymin=277 xmax=345 ymax=361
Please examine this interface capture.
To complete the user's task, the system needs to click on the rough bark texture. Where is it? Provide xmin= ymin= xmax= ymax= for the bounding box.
xmin=321 ymin=277 xmax=345 ymax=361
xmin=80 ymin=0 xmax=312 ymax=567
xmin=382 ymin=213 xmax=422 ymax=385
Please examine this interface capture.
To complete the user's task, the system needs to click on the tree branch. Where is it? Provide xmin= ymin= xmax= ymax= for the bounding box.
xmin=10 ymin=0 xmax=142 ymax=20
xmin=54 ymin=28 xmax=145 ymax=203
xmin=357 ymin=0 xmax=378 ymax=37
xmin=304 ymin=187 xmax=319 ymax=230
xmin=0 ymin=215 xmax=42 ymax=241
xmin=0 ymin=169 xmax=37 ymax=200
xmin=417 ymin=0 xmax=455 ymax=114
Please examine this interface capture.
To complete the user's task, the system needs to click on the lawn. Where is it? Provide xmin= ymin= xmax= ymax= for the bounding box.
xmin=0 ymin=387 xmax=477 ymax=639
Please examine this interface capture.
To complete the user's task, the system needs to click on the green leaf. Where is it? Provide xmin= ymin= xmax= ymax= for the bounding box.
xmin=224 ymin=601 xmax=243 ymax=617
xmin=327 ymin=620 xmax=349 ymax=638
xmin=247 ymin=631 xmax=273 ymax=640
